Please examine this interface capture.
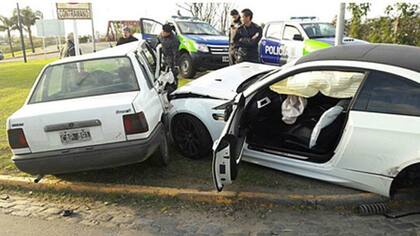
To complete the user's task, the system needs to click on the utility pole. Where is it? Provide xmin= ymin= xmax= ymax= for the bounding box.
xmin=335 ymin=2 xmax=346 ymax=46
xmin=16 ymin=2 xmax=27 ymax=63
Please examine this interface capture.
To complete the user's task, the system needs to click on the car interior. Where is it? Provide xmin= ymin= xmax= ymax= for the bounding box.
xmin=239 ymin=70 xmax=365 ymax=163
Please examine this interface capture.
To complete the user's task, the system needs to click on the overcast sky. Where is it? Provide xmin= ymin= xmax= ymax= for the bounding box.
xmin=0 ymin=0 xmax=417 ymax=37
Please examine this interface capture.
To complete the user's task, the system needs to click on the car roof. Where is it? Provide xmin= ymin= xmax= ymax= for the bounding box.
xmin=50 ymin=41 xmax=141 ymax=65
xmin=266 ymin=20 xmax=327 ymax=25
xmin=296 ymin=44 xmax=420 ymax=73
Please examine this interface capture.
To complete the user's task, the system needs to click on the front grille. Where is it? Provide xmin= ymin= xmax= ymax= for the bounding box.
xmin=208 ymin=45 xmax=229 ymax=55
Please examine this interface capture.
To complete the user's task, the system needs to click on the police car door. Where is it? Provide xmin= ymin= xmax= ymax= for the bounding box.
xmin=139 ymin=18 xmax=163 ymax=40
xmin=259 ymin=22 xmax=284 ymax=65
xmin=281 ymin=24 xmax=305 ymax=62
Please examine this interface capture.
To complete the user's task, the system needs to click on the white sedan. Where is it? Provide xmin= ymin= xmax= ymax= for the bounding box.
xmin=173 ymin=44 xmax=420 ymax=197
xmin=7 ymin=41 xmax=172 ymax=175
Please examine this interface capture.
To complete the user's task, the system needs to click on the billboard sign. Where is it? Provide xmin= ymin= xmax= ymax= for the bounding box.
xmin=56 ymin=2 xmax=92 ymax=20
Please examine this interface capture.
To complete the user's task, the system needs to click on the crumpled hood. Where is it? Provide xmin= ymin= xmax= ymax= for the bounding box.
xmin=315 ymin=37 xmax=368 ymax=46
xmin=183 ymin=34 xmax=228 ymax=45
xmin=172 ymin=63 xmax=278 ymax=100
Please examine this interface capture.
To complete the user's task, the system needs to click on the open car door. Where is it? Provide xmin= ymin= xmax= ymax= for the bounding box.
xmin=212 ymin=94 xmax=247 ymax=191
xmin=139 ymin=18 xmax=163 ymax=49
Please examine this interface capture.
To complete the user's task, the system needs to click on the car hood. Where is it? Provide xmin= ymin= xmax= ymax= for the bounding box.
xmin=172 ymin=63 xmax=278 ymax=100
xmin=315 ymin=37 xmax=368 ymax=46
xmin=183 ymin=34 xmax=228 ymax=45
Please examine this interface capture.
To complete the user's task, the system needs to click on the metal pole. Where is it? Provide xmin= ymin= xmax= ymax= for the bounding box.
xmin=335 ymin=2 xmax=345 ymax=46
xmin=16 ymin=2 xmax=27 ymax=63
xmin=73 ymin=20 xmax=80 ymax=56
xmin=90 ymin=3 xmax=96 ymax=52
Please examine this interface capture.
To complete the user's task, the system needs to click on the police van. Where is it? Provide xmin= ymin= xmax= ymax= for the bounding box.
xmin=259 ymin=17 xmax=367 ymax=66
xmin=139 ymin=16 xmax=229 ymax=78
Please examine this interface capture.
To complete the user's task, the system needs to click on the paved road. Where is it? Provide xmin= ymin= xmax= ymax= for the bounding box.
xmin=0 ymin=190 xmax=419 ymax=235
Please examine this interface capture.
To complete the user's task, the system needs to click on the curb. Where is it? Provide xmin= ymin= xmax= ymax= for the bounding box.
xmin=0 ymin=175 xmax=386 ymax=208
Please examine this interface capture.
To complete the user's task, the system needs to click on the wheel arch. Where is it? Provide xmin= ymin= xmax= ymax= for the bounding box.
xmin=389 ymin=160 xmax=420 ymax=196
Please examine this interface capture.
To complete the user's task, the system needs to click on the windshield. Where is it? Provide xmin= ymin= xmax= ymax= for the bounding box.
xmin=177 ymin=22 xmax=221 ymax=35
xmin=29 ymin=57 xmax=139 ymax=104
xmin=301 ymin=23 xmax=336 ymax=38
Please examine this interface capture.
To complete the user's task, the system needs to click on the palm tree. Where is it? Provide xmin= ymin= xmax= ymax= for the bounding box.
xmin=0 ymin=16 xmax=15 ymax=57
xmin=12 ymin=7 xmax=42 ymax=53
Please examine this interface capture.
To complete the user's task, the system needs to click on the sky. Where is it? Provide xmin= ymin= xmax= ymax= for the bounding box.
xmin=0 ymin=0 xmax=418 ymax=37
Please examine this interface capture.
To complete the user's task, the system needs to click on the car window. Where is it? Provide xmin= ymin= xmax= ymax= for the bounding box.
xmin=283 ymin=25 xmax=301 ymax=40
xmin=177 ymin=22 xmax=221 ymax=35
xmin=353 ymin=71 xmax=420 ymax=116
xmin=142 ymin=20 xmax=162 ymax=35
xmin=266 ymin=23 xmax=283 ymax=40
xmin=300 ymin=23 xmax=335 ymax=39
xmin=29 ymin=57 xmax=139 ymax=104
xmin=141 ymin=44 xmax=157 ymax=76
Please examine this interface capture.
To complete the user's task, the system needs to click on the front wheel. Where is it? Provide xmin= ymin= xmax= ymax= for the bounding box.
xmin=179 ymin=53 xmax=196 ymax=79
xmin=172 ymin=114 xmax=212 ymax=159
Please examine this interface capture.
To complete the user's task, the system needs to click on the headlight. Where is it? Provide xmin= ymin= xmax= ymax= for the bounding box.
xmin=196 ymin=43 xmax=209 ymax=53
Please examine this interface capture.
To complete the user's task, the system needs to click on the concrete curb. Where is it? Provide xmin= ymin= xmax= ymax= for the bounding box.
xmin=0 ymin=175 xmax=386 ymax=207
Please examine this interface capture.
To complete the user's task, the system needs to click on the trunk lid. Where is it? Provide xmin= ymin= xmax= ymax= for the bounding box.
xmin=9 ymin=92 xmax=138 ymax=153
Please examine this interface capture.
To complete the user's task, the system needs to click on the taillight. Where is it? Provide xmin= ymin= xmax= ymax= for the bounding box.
xmin=7 ymin=128 xmax=29 ymax=149
xmin=123 ymin=112 xmax=149 ymax=135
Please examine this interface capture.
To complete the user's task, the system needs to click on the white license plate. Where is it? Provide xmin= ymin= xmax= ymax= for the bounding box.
xmin=60 ymin=129 xmax=91 ymax=144
xmin=222 ymin=56 xmax=229 ymax=63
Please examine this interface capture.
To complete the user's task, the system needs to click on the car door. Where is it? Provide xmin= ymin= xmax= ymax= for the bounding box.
xmin=259 ymin=23 xmax=285 ymax=65
xmin=139 ymin=18 xmax=163 ymax=40
xmin=281 ymin=24 xmax=305 ymax=63
xmin=213 ymin=94 xmax=247 ymax=191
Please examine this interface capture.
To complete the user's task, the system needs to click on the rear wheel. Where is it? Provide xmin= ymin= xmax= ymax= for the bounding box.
xmin=179 ymin=53 xmax=196 ymax=79
xmin=150 ymin=132 xmax=170 ymax=166
xmin=172 ymin=114 xmax=212 ymax=159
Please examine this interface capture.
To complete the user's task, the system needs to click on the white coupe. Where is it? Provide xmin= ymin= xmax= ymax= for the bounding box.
xmin=171 ymin=44 xmax=420 ymax=197
xmin=7 ymin=41 xmax=172 ymax=175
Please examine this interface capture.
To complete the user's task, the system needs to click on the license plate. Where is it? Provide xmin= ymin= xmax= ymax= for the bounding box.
xmin=222 ymin=56 xmax=229 ymax=63
xmin=60 ymin=129 xmax=91 ymax=144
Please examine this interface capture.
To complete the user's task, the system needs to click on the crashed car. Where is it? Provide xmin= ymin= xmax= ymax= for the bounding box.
xmin=185 ymin=44 xmax=419 ymax=197
xmin=168 ymin=62 xmax=278 ymax=159
xmin=7 ymin=41 xmax=173 ymax=175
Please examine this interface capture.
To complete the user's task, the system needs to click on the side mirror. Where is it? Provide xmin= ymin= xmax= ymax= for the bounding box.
xmin=293 ymin=34 xmax=304 ymax=41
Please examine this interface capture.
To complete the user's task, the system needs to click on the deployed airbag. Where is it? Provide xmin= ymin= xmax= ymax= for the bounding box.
xmin=270 ymin=71 xmax=365 ymax=98
xmin=281 ymin=95 xmax=307 ymax=125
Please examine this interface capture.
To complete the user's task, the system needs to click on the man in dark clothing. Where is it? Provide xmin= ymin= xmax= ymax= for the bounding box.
xmin=116 ymin=27 xmax=138 ymax=46
xmin=228 ymin=9 xmax=241 ymax=65
xmin=158 ymin=23 xmax=180 ymax=92
xmin=233 ymin=8 xmax=262 ymax=63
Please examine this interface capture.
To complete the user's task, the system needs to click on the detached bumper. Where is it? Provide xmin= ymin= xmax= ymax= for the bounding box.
xmin=12 ymin=124 xmax=164 ymax=175
xmin=191 ymin=52 xmax=229 ymax=70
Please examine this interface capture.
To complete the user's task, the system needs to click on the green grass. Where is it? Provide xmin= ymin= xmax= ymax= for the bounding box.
xmin=0 ymin=58 xmax=58 ymax=174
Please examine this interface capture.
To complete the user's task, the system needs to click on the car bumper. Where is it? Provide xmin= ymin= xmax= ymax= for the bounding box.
xmin=12 ymin=123 xmax=164 ymax=175
xmin=190 ymin=52 xmax=229 ymax=70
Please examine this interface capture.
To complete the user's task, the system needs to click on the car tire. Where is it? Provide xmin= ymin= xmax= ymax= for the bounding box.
xmin=179 ymin=53 xmax=196 ymax=79
xmin=171 ymin=114 xmax=212 ymax=159
xmin=151 ymin=132 xmax=170 ymax=166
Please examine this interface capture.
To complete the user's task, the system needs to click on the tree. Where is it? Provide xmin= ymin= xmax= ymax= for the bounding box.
xmin=12 ymin=6 xmax=42 ymax=53
xmin=385 ymin=3 xmax=419 ymax=45
xmin=346 ymin=3 xmax=371 ymax=39
xmin=177 ymin=2 xmax=235 ymax=34
xmin=0 ymin=16 xmax=15 ymax=57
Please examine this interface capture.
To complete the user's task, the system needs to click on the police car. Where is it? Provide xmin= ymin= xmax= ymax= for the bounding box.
xmin=139 ymin=16 xmax=229 ymax=78
xmin=259 ymin=17 xmax=366 ymax=65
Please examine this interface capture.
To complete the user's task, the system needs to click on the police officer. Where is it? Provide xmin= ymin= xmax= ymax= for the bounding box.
xmin=233 ymin=8 xmax=262 ymax=63
xmin=116 ymin=27 xmax=138 ymax=46
xmin=228 ymin=9 xmax=241 ymax=65
xmin=159 ymin=24 xmax=180 ymax=92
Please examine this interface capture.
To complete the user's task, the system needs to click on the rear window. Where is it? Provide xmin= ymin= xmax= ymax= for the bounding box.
xmin=29 ymin=57 xmax=139 ymax=104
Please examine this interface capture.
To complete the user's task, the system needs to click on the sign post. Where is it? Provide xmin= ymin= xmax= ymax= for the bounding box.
xmin=56 ymin=2 xmax=93 ymax=55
